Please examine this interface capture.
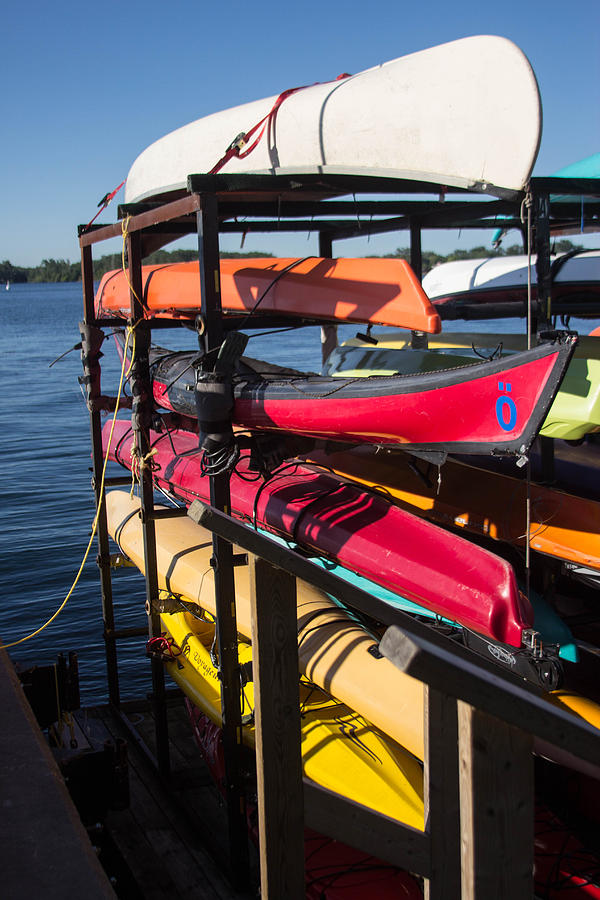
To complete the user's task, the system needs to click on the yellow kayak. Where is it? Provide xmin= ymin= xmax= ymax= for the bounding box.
xmin=106 ymin=491 xmax=600 ymax=778
xmin=161 ymin=604 xmax=425 ymax=829
xmin=106 ymin=490 xmax=425 ymax=761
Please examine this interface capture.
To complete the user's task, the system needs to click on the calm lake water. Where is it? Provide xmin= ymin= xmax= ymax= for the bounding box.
xmin=1 ymin=281 xmax=598 ymax=704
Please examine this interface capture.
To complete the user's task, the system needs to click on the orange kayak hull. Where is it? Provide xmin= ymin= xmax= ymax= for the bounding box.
xmin=94 ymin=257 xmax=441 ymax=333
xmin=304 ymin=445 xmax=600 ymax=573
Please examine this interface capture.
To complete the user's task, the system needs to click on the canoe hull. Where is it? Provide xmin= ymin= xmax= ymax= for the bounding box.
xmin=124 ymin=36 xmax=541 ymax=203
xmin=303 ymin=445 xmax=600 ymax=574
xmin=160 ymin=605 xmax=425 ymax=828
xmin=106 ymin=489 xmax=425 ymax=761
xmin=422 ymin=250 xmax=600 ymax=314
xmin=325 ymin=333 xmax=600 ymax=441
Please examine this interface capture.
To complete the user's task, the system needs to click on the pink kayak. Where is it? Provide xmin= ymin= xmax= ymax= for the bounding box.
xmin=103 ymin=420 xmax=533 ymax=647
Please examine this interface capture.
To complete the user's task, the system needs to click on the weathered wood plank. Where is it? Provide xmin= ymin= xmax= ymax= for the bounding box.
xmin=425 ymin=687 xmax=461 ymax=899
xmin=79 ymin=194 xmax=202 ymax=246
xmin=303 ymin=780 xmax=430 ymax=875
xmin=81 ymin=705 xmax=252 ymax=898
xmin=379 ymin=625 xmax=600 ymax=766
xmin=103 ymin=806 xmax=175 ymax=899
xmin=0 ymin=654 xmax=115 ymax=899
xmin=249 ymin=555 xmax=305 ymax=899
xmin=458 ymin=702 xmax=533 ymax=900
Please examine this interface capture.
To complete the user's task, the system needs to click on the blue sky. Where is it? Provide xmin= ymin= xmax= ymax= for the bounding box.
xmin=1 ymin=0 xmax=598 ymax=267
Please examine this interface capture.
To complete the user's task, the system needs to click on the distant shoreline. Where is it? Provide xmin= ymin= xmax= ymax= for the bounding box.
xmin=1 ymin=239 xmax=585 ymax=285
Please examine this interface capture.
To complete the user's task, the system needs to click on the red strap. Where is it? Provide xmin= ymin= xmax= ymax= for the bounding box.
xmin=146 ymin=633 xmax=181 ymax=659
xmin=209 ymin=74 xmax=351 ymax=176
xmin=83 ymin=180 xmax=126 ymax=231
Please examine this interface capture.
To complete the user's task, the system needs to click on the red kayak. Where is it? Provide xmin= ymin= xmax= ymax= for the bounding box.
xmin=103 ymin=420 xmax=533 ymax=647
xmin=534 ymin=803 xmax=600 ymax=898
xmin=145 ymin=335 xmax=576 ymax=455
xmin=186 ymin=702 xmax=424 ymax=899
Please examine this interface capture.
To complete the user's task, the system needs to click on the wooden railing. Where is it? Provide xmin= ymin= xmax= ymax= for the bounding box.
xmin=189 ymin=499 xmax=600 ymax=900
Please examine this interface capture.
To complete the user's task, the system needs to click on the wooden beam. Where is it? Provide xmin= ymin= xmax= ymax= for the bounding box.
xmin=379 ymin=626 xmax=600 ymax=768
xmin=249 ymin=556 xmax=305 ymax=899
xmin=534 ymin=191 xmax=551 ymax=327
xmin=80 ymin=243 xmax=121 ymax=708
xmin=425 ymin=688 xmax=461 ymax=899
xmin=458 ymin=702 xmax=533 ymax=900
xmin=530 ymin=176 xmax=600 ymax=196
xmin=126 ymin=229 xmax=170 ymax=777
xmin=79 ymin=194 xmax=202 ymax=246
xmin=196 ymin=193 xmax=250 ymax=886
xmin=303 ymin=780 xmax=431 ymax=875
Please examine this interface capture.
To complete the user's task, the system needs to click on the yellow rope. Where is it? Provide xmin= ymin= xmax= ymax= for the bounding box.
xmin=120 ymin=213 xmax=145 ymax=500
xmin=0 ymin=217 xmax=148 ymax=651
xmin=120 ymin=215 xmax=145 ymax=312
xmin=0 ymin=326 xmax=135 ymax=651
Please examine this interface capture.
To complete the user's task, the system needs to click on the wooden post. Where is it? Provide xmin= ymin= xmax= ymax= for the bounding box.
xmin=410 ymin=218 xmax=423 ymax=280
xmin=249 ymin=555 xmax=305 ymax=899
xmin=539 ymin=435 xmax=556 ymax=484
xmin=425 ymin=687 xmax=461 ymax=899
xmin=458 ymin=701 xmax=533 ymax=900
xmin=534 ymin=191 xmax=551 ymax=329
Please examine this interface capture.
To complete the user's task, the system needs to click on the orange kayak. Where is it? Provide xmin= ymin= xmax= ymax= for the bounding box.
xmin=303 ymin=445 xmax=600 ymax=573
xmin=94 ymin=257 xmax=441 ymax=333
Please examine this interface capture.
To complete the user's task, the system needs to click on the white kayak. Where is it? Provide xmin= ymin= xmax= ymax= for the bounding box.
xmin=125 ymin=35 xmax=541 ymax=204
xmin=422 ymin=250 xmax=600 ymax=305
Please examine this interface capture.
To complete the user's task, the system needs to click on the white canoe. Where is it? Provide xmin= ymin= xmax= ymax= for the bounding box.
xmin=422 ymin=250 xmax=600 ymax=304
xmin=125 ymin=35 xmax=541 ymax=203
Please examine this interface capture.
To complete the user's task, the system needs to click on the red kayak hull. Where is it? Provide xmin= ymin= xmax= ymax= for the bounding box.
xmin=534 ymin=803 xmax=600 ymax=898
xmin=103 ymin=420 xmax=532 ymax=646
xmin=148 ymin=335 xmax=576 ymax=454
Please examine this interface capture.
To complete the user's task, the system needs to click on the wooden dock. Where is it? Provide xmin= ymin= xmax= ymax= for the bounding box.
xmin=0 ymin=647 xmax=114 ymax=899
xmin=75 ymin=696 xmax=258 ymax=899
xmin=1 ymin=645 xmax=256 ymax=899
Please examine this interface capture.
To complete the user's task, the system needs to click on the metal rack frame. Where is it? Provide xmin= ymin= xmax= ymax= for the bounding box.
xmin=78 ymin=171 xmax=600 ymax=890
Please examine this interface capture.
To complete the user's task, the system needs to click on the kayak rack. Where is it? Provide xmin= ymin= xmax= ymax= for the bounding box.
xmin=190 ymin=497 xmax=600 ymax=900
xmin=79 ymin=172 xmax=600 ymax=898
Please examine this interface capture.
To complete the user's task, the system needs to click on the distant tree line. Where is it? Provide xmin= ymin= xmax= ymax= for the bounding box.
xmin=0 ymin=240 xmax=585 ymax=284
xmin=380 ymin=239 xmax=585 ymax=275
